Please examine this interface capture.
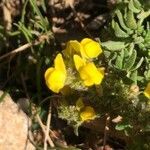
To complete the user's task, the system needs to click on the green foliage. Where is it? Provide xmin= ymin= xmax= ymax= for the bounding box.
xmin=102 ymin=0 xmax=150 ymax=84
xmin=0 ymin=0 xmax=149 ymax=148
xmin=100 ymin=0 xmax=150 ymax=148
xmin=58 ymin=104 xmax=82 ymax=135
xmin=0 ymin=0 xmax=54 ymax=104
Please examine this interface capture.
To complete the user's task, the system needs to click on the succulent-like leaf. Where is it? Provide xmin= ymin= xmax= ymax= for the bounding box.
xmin=133 ymin=0 xmax=142 ymax=10
xmin=123 ymin=49 xmax=137 ymax=70
xmin=113 ymin=21 xmax=129 ymax=38
xmin=130 ymin=57 xmax=144 ymax=71
xmin=137 ymin=10 xmax=150 ymax=25
xmin=115 ymin=50 xmax=124 ymax=69
xmin=126 ymin=10 xmax=137 ymax=29
xmin=101 ymin=41 xmax=127 ymax=51
xmin=145 ymin=30 xmax=150 ymax=43
xmin=116 ymin=9 xmax=133 ymax=34
xmin=128 ymin=0 xmax=141 ymax=13
xmin=129 ymin=70 xmax=137 ymax=82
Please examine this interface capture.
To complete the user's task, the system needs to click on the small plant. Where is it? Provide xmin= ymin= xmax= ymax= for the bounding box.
xmin=0 ymin=0 xmax=149 ymax=149
xmin=43 ymin=1 xmax=150 ymax=148
xmin=44 ymin=38 xmax=103 ymax=134
xmin=102 ymin=0 xmax=150 ymax=84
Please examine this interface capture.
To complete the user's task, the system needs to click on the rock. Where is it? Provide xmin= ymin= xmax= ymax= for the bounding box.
xmin=0 ymin=91 xmax=35 ymax=150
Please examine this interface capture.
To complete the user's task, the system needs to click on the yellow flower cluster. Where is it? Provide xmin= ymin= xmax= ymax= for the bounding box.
xmin=76 ymin=98 xmax=96 ymax=121
xmin=64 ymin=38 xmax=102 ymax=59
xmin=44 ymin=38 xmax=104 ymax=93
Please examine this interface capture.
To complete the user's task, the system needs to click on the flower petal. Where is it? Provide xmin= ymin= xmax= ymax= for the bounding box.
xmin=44 ymin=67 xmax=55 ymax=80
xmin=79 ymin=62 xmax=104 ymax=86
xmin=80 ymin=106 xmax=96 ymax=121
xmin=64 ymin=40 xmax=81 ymax=56
xmin=144 ymin=82 xmax=150 ymax=99
xmin=73 ymin=55 xmax=85 ymax=71
xmin=45 ymin=69 xmax=66 ymax=93
xmin=54 ymin=53 xmax=66 ymax=74
xmin=81 ymin=38 xmax=102 ymax=59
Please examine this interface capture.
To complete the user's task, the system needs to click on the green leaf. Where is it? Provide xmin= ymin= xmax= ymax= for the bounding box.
xmin=29 ymin=0 xmax=48 ymax=31
xmin=21 ymin=0 xmax=29 ymax=23
xmin=133 ymin=0 xmax=142 ymax=10
xmin=130 ymin=57 xmax=144 ymax=71
xmin=113 ymin=22 xmax=129 ymax=38
xmin=123 ymin=49 xmax=137 ymax=71
xmin=145 ymin=30 xmax=150 ymax=43
xmin=129 ymin=70 xmax=138 ymax=83
xmin=115 ymin=123 xmax=133 ymax=131
xmin=137 ymin=10 xmax=150 ymax=20
xmin=101 ymin=41 xmax=127 ymax=51
xmin=115 ymin=9 xmax=133 ymax=34
xmin=126 ymin=10 xmax=137 ymax=29
xmin=128 ymin=0 xmax=141 ymax=13
xmin=108 ymin=52 xmax=117 ymax=67
xmin=137 ymin=10 xmax=150 ymax=25
xmin=41 ymin=0 xmax=47 ymax=12
xmin=115 ymin=50 xmax=124 ymax=69
xmin=15 ymin=22 xmax=33 ymax=42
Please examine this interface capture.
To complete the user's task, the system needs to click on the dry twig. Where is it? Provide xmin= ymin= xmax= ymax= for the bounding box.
xmin=36 ymin=114 xmax=55 ymax=148
xmin=0 ymin=34 xmax=51 ymax=61
xmin=44 ymin=103 xmax=53 ymax=150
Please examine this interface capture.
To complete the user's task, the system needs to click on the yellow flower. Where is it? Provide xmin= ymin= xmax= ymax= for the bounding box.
xmin=144 ymin=82 xmax=150 ymax=99
xmin=73 ymin=55 xmax=104 ymax=86
xmin=80 ymin=106 xmax=96 ymax=121
xmin=80 ymin=38 xmax=102 ymax=59
xmin=63 ymin=38 xmax=102 ymax=59
xmin=44 ymin=53 xmax=66 ymax=93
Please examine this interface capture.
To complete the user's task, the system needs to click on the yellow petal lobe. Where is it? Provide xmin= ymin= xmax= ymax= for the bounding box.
xmin=81 ymin=38 xmax=102 ymax=59
xmin=80 ymin=106 xmax=96 ymax=121
xmin=54 ymin=53 xmax=66 ymax=74
xmin=79 ymin=62 xmax=104 ymax=86
xmin=64 ymin=40 xmax=81 ymax=56
xmin=44 ymin=67 xmax=55 ymax=80
xmin=73 ymin=55 xmax=85 ymax=71
xmin=45 ymin=69 xmax=66 ymax=93
xmin=144 ymin=82 xmax=150 ymax=99
xmin=45 ymin=53 xmax=67 ymax=93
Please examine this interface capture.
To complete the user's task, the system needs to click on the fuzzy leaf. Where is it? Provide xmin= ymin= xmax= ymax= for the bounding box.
xmin=133 ymin=0 xmax=142 ymax=10
xmin=128 ymin=0 xmax=141 ymax=13
xmin=130 ymin=57 xmax=144 ymax=71
xmin=137 ymin=10 xmax=150 ymax=25
xmin=145 ymin=30 xmax=150 ymax=43
xmin=129 ymin=70 xmax=137 ymax=83
xmin=123 ymin=50 xmax=137 ymax=71
xmin=115 ymin=50 xmax=124 ymax=69
xmin=115 ymin=9 xmax=133 ymax=34
xmin=113 ymin=22 xmax=129 ymax=38
xmin=101 ymin=41 xmax=126 ymax=51
xmin=126 ymin=10 xmax=137 ymax=29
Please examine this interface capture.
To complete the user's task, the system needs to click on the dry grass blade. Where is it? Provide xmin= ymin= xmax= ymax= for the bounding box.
xmin=36 ymin=114 xmax=55 ymax=148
